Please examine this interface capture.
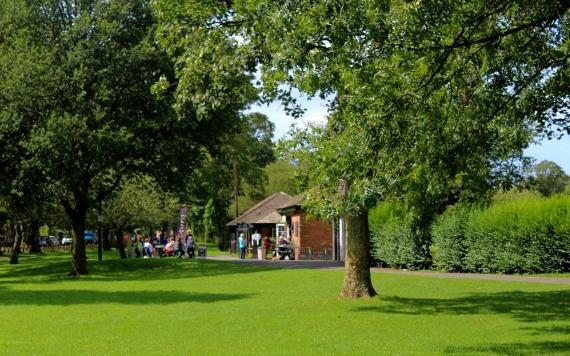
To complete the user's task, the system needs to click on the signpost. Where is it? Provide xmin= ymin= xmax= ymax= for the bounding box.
xmin=178 ymin=205 xmax=188 ymax=239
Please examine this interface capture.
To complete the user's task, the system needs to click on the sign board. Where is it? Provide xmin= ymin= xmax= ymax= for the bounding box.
xmin=178 ymin=205 xmax=188 ymax=238
xmin=39 ymin=225 xmax=49 ymax=237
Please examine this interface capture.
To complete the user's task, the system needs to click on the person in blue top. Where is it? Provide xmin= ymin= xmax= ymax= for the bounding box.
xmin=238 ymin=233 xmax=246 ymax=259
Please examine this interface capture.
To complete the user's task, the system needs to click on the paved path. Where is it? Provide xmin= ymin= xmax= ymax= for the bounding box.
xmin=207 ymin=256 xmax=570 ymax=285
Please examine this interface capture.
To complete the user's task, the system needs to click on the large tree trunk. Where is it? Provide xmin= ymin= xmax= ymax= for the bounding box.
xmin=61 ymin=193 xmax=89 ymax=275
xmin=339 ymin=212 xmax=377 ymax=299
xmin=70 ymin=217 xmax=88 ymax=275
xmin=28 ymin=219 xmax=41 ymax=253
xmin=9 ymin=224 xmax=23 ymax=265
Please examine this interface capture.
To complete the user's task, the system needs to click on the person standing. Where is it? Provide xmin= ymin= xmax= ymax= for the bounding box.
xmin=238 ymin=233 xmax=246 ymax=259
xmin=252 ymin=230 xmax=261 ymax=258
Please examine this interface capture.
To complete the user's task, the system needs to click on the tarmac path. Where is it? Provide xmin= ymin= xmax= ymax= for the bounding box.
xmin=207 ymin=255 xmax=570 ymax=285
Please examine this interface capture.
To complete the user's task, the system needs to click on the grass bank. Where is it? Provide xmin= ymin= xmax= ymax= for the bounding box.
xmin=0 ymin=250 xmax=568 ymax=355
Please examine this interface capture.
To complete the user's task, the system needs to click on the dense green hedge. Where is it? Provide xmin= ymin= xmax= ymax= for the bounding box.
xmin=431 ymin=192 xmax=570 ymax=273
xmin=369 ymin=202 xmax=427 ymax=269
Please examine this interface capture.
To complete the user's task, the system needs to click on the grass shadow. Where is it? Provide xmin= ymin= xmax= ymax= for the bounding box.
xmin=0 ymin=252 xmax=267 ymax=284
xmin=0 ymin=286 xmax=251 ymax=306
xmin=521 ymin=325 xmax=570 ymax=336
xmin=355 ymin=290 xmax=570 ymax=323
xmin=445 ymin=341 xmax=570 ymax=355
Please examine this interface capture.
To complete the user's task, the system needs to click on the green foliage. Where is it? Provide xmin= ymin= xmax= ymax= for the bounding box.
xmin=432 ymin=192 xmax=570 ymax=273
xmin=430 ymin=205 xmax=473 ymax=272
xmin=531 ymin=160 xmax=569 ymax=197
xmin=262 ymin=159 xmax=301 ymax=196
xmin=104 ymin=176 xmax=179 ymax=232
xmin=181 ymin=152 xmax=233 ymax=239
xmin=0 ymin=0 xmax=182 ymax=263
xmin=229 ymin=112 xmax=276 ymax=203
xmin=369 ymin=201 xmax=428 ymax=269
xmin=229 ymin=159 xmax=300 ymax=216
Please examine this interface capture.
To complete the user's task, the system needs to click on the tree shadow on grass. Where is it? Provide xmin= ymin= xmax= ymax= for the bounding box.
xmin=0 ymin=286 xmax=251 ymax=306
xmin=356 ymin=291 xmax=570 ymax=354
xmin=522 ymin=324 xmax=570 ymax=336
xmin=445 ymin=341 xmax=570 ymax=355
xmin=0 ymin=256 xmax=266 ymax=284
xmin=354 ymin=290 xmax=570 ymax=323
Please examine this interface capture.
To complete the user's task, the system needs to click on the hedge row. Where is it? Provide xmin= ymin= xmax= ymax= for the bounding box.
xmin=431 ymin=192 xmax=570 ymax=273
xmin=369 ymin=202 xmax=428 ymax=269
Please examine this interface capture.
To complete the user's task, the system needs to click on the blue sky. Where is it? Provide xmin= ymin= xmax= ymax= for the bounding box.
xmin=250 ymin=97 xmax=570 ymax=174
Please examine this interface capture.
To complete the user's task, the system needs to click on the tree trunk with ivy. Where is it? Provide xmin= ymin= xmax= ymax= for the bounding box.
xmin=339 ymin=212 xmax=377 ymax=299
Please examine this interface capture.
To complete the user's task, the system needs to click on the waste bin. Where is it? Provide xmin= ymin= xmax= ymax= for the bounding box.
xmin=198 ymin=245 xmax=207 ymax=257
xmin=258 ymin=246 xmax=266 ymax=260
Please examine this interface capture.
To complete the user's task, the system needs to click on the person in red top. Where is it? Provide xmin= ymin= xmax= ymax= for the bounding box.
xmin=263 ymin=236 xmax=272 ymax=258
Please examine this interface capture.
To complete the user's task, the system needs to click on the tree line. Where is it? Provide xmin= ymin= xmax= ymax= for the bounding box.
xmin=0 ymin=0 xmax=274 ymax=274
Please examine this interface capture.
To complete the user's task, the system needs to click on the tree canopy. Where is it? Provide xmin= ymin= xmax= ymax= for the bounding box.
xmin=154 ymin=0 xmax=570 ymax=297
xmin=0 ymin=0 xmax=254 ymax=274
xmin=532 ymin=160 xmax=569 ymax=197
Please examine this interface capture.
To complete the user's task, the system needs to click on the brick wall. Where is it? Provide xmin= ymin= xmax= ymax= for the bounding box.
xmin=291 ymin=211 xmax=332 ymax=259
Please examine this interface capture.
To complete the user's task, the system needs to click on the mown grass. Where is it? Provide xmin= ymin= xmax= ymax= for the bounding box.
xmin=0 ymin=250 xmax=568 ymax=355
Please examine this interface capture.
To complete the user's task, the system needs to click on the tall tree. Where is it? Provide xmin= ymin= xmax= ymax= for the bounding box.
xmin=156 ymin=0 xmax=570 ymax=298
xmin=182 ymin=112 xmax=275 ymax=242
xmin=228 ymin=112 xmax=275 ymax=216
xmin=245 ymin=0 xmax=570 ymax=297
xmin=0 ymin=0 xmax=242 ymax=274
xmin=532 ymin=160 xmax=569 ymax=197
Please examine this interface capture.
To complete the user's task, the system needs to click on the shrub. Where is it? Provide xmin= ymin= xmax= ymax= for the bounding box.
xmin=369 ymin=201 xmax=426 ymax=269
xmin=431 ymin=205 xmax=471 ymax=272
xmin=432 ymin=192 xmax=570 ymax=273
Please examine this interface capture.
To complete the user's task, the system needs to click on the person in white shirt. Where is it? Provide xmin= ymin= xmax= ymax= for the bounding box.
xmin=252 ymin=230 xmax=261 ymax=257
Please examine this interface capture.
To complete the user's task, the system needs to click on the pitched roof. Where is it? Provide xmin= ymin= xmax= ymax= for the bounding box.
xmin=277 ymin=194 xmax=305 ymax=210
xmin=227 ymin=192 xmax=292 ymax=226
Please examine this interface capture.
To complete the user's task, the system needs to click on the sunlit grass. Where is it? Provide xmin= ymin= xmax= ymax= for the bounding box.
xmin=0 ymin=251 xmax=568 ymax=355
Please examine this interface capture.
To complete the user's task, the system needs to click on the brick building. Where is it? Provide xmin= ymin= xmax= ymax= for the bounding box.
xmin=227 ymin=192 xmax=344 ymax=261
xmin=227 ymin=192 xmax=292 ymax=247
xmin=277 ymin=195 xmax=336 ymax=260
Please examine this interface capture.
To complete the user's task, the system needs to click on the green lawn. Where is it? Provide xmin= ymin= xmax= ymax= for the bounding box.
xmin=0 ymin=251 xmax=568 ymax=355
